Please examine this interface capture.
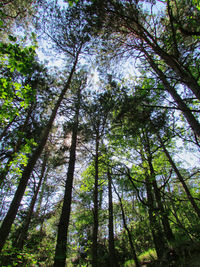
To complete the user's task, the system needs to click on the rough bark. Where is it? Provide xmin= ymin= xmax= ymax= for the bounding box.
xmin=92 ymin=133 xmax=99 ymax=267
xmin=53 ymin=86 xmax=81 ymax=267
xmin=145 ymin=175 xmax=166 ymax=259
xmin=156 ymin=131 xmax=200 ymax=219
xmin=0 ymin=106 xmax=33 ymax=187
xmin=103 ymin=1 xmax=200 ymax=101
xmin=14 ymin=152 xmax=48 ymax=249
xmin=145 ymin=137 xmax=174 ymax=243
xmin=144 ymin=50 xmax=200 ymax=138
xmin=107 ymin=170 xmax=117 ymax=267
xmin=112 ymin=182 xmax=140 ymax=267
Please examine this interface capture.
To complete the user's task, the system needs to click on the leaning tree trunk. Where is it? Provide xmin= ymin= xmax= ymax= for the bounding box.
xmin=156 ymin=131 xmax=200 ymax=219
xmin=0 ymin=51 xmax=80 ymax=253
xmin=144 ymin=50 xmax=200 ymax=138
xmin=143 ymin=37 xmax=200 ymax=102
xmin=54 ymin=85 xmax=81 ymax=267
xmin=14 ymin=152 xmax=48 ymax=249
xmin=98 ymin=2 xmax=200 ymax=101
xmin=0 ymin=106 xmax=33 ymax=187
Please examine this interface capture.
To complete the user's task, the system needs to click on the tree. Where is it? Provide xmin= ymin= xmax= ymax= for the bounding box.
xmin=54 ymin=73 xmax=85 ymax=266
xmin=83 ymin=0 xmax=200 ymax=137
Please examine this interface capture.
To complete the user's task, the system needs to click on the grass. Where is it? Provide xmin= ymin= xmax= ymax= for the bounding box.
xmin=124 ymin=249 xmax=157 ymax=267
xmin=124 ymin=243 xmax=200 ymax=267
xmin=138 ymin=248 xmax=157 ymax=263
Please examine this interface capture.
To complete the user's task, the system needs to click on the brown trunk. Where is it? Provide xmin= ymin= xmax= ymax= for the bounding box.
xmin=156 ymin=131 xmax=200 ymax=219
xmin=0 ymin=106 xmax=33 ymax=187
xmin=136 ymin=21 xmax=200 ymax=101
xmin=145 ymin=175 xmax=166 ymax=259
xmin=145 ymin=138 xmax=174 ymax=243
xmin=112 ymin=182 xmax=140 ymax=267
xmin=144 ymin=50 xmax=200 ymax=138
xmin=107 ymin=170 xmax=117 ymax=267
xmin=105 ymin=3 xmax=200 ymax=100
xmin=14 ymin=153 xmax=48 ymax=249
xmin=53 ymin=86 xmax=81 ymax=267
xmin=92 ymin=133 xmax=99 ymax=267
xmin=140 ymin=137 xmax=166 ymax=258
xmin=152 ymin=178 xmax=174 ymax=243
xmin=0 ymin=51 xmax=80 ymax=253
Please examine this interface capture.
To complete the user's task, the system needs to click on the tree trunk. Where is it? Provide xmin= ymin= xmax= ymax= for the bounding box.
xmin=156 ymin=131 xmax=200 ymax=219
xmin=0 ymin=51 xmax=80 ymax=253
xmin=152 ymin=178 xmax=174 ymax=243
xmin=107 ymin=169 xmax=117 ymax=267
xmin=14 ymin=152 xmax=48 ymax=249
xmin=54 ymin=85 xmax=81 ymax=267
xmin=144 ymin=50 xmax=200 ymax=138
xmin=92 ymin=133 xmax=99 ymax=267
xmin=0 ymin=106 xmax=33 ymax=187
xmin=112 ymin=182 xmax=140 ymax=267
xmin=145 ymin=138 xmax=174 ymax=243
xmin=145 ymin=174 xmax=166 ymax=259
xmin=102 ymin=2 xmax=200 ymax=101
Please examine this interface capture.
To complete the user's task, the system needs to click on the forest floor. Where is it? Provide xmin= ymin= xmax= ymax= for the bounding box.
xmin=139 ymin=251 xmax=200 ymax=267
xmin=128 ymin=244 xmax=200 ymax=267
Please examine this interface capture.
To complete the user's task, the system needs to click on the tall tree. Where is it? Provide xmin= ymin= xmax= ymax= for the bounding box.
xmin=54 ymin=73 xmax=84 ymax=267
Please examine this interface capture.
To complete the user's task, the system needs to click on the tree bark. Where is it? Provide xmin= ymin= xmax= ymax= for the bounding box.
xmin=14 ymin=152 xmax=48 ymax=249
xmin=144 ymin=50 xmax=200 ymax=138
xmin=0 ymin=51 xmax=80 ymax=253
xmin=0 ymin=106 xmax=33 ymax=187
xmin=112 ymin=182 xmax=140 ymax=267
xmin=144 ymin=136 xmax=174 ymax=243
xmin=107 ymin=169 xmax=117 ymax=267
xmin=156 ymin=131 xmax=200 ymax=219
xmin=92 ymin=133 xmax=99 ymax=267
xmin=103 ymin=1 xmax=200 ymax=101
xmin=53 ymin=85 xmax=81 ymax=267
xmin=145 ymin=174 xmax=166 ymax=259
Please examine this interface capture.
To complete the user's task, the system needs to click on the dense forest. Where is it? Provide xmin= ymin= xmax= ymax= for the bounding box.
xmin=0 ymin=0 xmax=200 ymax=266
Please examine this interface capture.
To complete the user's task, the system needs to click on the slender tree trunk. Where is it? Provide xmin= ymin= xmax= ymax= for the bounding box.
xmin=156 ymin=131 xmax=200 ymax=219
xmin=0 ymin=51 xmax=80 ymax=253
xmin=0 ymin=106 xmax=33 ymax=187
xmin=14 ymin=153 xmax=48 ymax=249
xmin=112 ymin=182 xmax=140 ymax=267
xmin=139 ymin=137 xmax=166 ymax=258
xmin=92 ymin=133 xmax=99 ymax=267
xmin=152 ymin=178 xmax=174 ymax=243
xmin=35 ymin=167 xmax=49 ymax=216
xmin=145 ymin=174 xmax=166 ymax=259
xmin=145 ymin=139 xmax=174 ymax=243
xmin=53 ymin=86 xmax=81 ymax=267
xmin=144 ymin=50 xmax=200 ymax=137
xmin=0 ymin=108 xmax=23 ymax=141
xmin=107 ymin=170 xmax=117 ymax=267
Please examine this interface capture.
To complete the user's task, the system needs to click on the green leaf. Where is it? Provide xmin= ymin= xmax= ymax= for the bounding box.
xmin=8 ymin=35 xmax=17 ymax=42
